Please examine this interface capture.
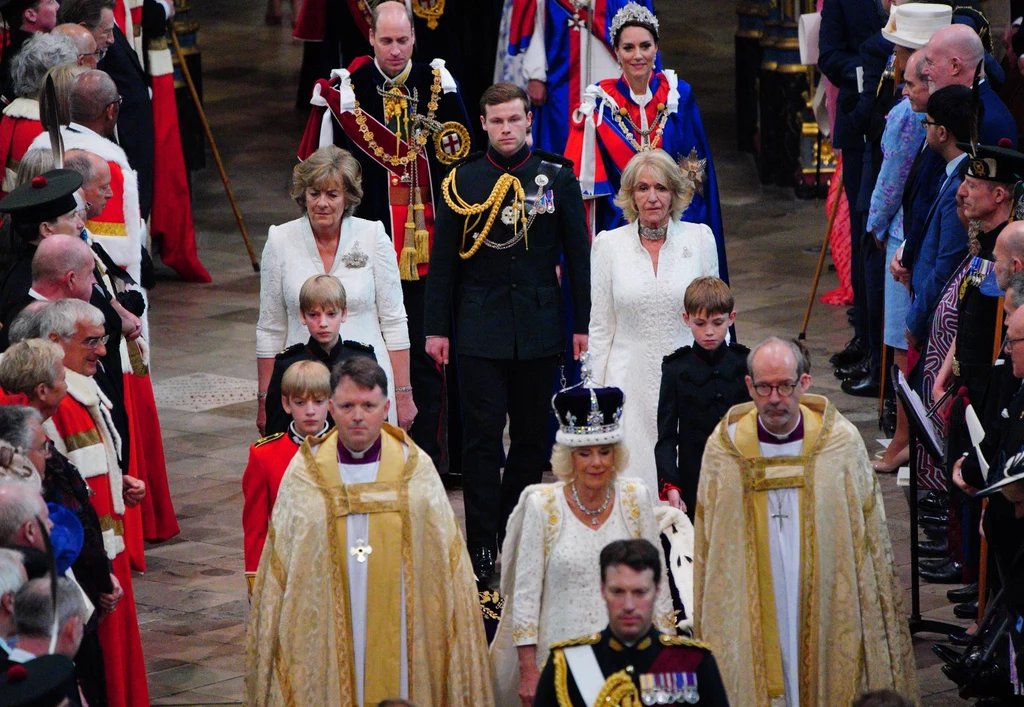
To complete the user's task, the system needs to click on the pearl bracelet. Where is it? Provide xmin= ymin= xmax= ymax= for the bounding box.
xmin=395 ymin=386 xmax=413 ymax=393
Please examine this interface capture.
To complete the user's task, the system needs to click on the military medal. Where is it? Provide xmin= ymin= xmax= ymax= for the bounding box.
xmin=640 ymin=673 xmax=698 ymax=704
xmin=535 ymin=174 xmax=549 ymax=188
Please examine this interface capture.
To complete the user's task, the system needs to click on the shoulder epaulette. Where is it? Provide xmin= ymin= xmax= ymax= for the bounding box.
xmin=343 ymin=339 xmax=375 ymax=354
xmin=663 ymin=346 xmax=692 ymax=364
xmin=254 ymin=432 xmax=286 ymax=448
xmin=728 ymin=342 xmax=751 ymax=354
xmin=550 ymin=633 xmax=601 ymax=650
xmin=534 ymin=149 xmax=574 ymax=168
xmin=659 ymin=634 xmax=712 ymax=651
xmin=275 ymin=342 xmax=305 ymax=359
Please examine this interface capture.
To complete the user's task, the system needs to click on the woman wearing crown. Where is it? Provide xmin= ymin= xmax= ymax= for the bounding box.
xmin=565 ymin=3 xmax=726 ymax=278
xmin=490 ymin=357 xmax=693 ymax=706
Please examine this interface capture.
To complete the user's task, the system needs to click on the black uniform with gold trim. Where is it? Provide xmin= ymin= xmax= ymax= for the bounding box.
xmin=423 ymin=141 xmax=591 ymax=561
xmin=533 ymin=627 xmax=730 ymax=707
xmin=264 ymin=336 xmax=375 ymax=436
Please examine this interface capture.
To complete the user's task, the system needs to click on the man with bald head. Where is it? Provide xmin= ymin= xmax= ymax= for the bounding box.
xmin=29 ymin=235 xmax=96 ymax=304
xmin=994 ymin=220 xmax=1024 ymax=291
xmin=694 ymin=336 xmax=916 ymax=705
xmin=54 ymin=23 xmax=100 ymax=68
xmin=300 ymin=0 xmax=472 ymax=486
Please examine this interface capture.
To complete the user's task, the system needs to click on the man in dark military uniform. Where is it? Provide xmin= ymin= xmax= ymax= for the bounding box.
xmin=424 ymin=81 xmax=591 ymax=583
xmin=534 ymin=539 xmax=729 ymax=707
xmin=927 ymin=144 xmax=1024 ymax=586
xmin=298 ymin=1 xmax=472 ymax=477
xmin=264 ymin=338 xmax=375 ymax=436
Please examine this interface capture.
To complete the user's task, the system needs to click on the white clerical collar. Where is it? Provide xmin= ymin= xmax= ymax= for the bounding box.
xmin=757 ymin=412 xmax=803 ymax=444
xmin=375 ymin=59 xmax=412 ymax=87
xmin=27 ymin=288 xmax=49 ymax=301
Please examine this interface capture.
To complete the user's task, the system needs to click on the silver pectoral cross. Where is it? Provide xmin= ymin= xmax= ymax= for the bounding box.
xmin=350 ymin=540 xmax=372 ymax=563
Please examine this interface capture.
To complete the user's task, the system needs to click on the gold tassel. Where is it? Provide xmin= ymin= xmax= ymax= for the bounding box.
xmin=399 ymin=244 xmax=419 ymax=281
xmin=413 ymin=186 xmax=430 ymax=263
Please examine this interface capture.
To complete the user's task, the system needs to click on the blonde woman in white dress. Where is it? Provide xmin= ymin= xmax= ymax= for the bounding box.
xmin=256 ymin=145 xmax=416 ymax=435
xmin=588 ymin=149 xmax=719 ymax=494
xmin=492 ymin=364 xmax=692 ymax=706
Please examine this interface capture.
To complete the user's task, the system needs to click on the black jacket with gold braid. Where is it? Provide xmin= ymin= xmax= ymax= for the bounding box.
xmin=424 ymin=142 xmax=591 ymax=360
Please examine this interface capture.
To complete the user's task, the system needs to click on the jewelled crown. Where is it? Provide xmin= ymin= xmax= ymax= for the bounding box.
xmin=610 ymin=3 xmax=659 ymax=42
xmin=551 ymin=352 xmax=625 ymax=447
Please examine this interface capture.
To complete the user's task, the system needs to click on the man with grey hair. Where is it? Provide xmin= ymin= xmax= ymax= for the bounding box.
xmin=9 ymin=31 xmax=77 ymax=101
xmin=0 ymin=480 xmax=51 ymax=552
xmin=0 ymin=547 xmax=27 ymax=655
xmin=694 ymin=336 xmax=916 ymax=705
xmin=922 ymin=24 xmax=1017 ymax=146
xmin=39 ymin=296 xmax=149 ymax=707
xmin=9 ymin=576 xmax=88 ymax=662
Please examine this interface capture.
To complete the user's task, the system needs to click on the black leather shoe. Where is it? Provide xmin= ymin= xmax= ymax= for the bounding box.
xmin=932 ymin=643 xmax=965 ymax=664
xmin=919 ymin=538 xmax=949 ymax=557
xmin=921 ymin=556 xmax=954 ymax=571
xmin=948 ymin=628 xmax=975 ymax=646
xmin=842 ymin=373 xmax=881 ymax=397
xmin=880 ymin=398 xmax=897 ymax=437
xmin=471 ymin=546 xmax=496 ymax=588
xmin=919 ymin=513 xmax=949 ymax=529
xmin=920 ymin=492 xmax=949 ymax=512
xmin=921 ymin=560 xmax=964 ymax=583
xmin=947 ymin=583 xmax=979 ymax=603
xmin=834 ymin=357 xmax=870 ymax=380
xmin=954 ymin=599 xmax=979 ymax=619
xmin=831 ymin=337 xmax=866 ymax=367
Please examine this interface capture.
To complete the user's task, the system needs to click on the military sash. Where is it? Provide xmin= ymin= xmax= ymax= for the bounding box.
xmin=730 ymin=404 xmax=824 ymax=705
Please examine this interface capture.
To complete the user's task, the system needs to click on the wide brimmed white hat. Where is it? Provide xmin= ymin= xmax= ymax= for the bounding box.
xmin=881 ymin=3 xmax=952 ymax=50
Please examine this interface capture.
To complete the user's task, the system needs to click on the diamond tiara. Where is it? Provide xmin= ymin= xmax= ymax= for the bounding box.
xmin=610 ymin=3 xmax=659 ymax=41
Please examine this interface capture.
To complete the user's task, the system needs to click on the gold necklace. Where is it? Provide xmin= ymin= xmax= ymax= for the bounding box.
xmin=352 ymin=69 xmax=442 ymax=166
xmin=611 ymin=102 xmax=669 ymax=153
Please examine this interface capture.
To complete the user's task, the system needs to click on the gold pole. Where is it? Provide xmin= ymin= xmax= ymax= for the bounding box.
xmin=799 ymin=168 xmax=843 ymax=340
xmin=168 ymin=23 xmax=260 ymax=272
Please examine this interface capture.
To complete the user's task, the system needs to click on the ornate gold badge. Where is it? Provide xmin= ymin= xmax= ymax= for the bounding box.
xmin=434 ymin=121 xmax=470 ymax=165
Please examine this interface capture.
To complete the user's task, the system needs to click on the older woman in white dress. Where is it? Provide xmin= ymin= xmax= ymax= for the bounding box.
xmin=589 ymin=149 xmax=719 ymax=493
xmin=492 ymin=362 xmax=692 ymax=706
xmin=256 ymin=145 xmax=416 ymax=434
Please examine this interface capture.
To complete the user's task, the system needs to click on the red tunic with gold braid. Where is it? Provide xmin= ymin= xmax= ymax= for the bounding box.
xmin=43 ymin=370 xmax=150 ymax=707
xmin=241 ymin=432 xmax=300 ymax=591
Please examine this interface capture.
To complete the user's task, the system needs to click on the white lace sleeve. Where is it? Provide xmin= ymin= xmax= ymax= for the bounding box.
xmin=256 ymin=226 xmax=287 ymax=358
xmin=371 ymin=221 xmax=410 ymax=351
xmin=511 ymin=491 xmax=547 ymax=647
xmin=588 ymin=231 xmax=615 ymax=384
xmin=698 ymin=224 xmax=719 ymax=279
xmin=635 ymin=482 xmax=678 ymax=634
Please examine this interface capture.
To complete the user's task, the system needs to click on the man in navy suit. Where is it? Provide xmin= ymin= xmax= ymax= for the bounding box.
xmin=818 ymin=0 xmax=890 ymax=371
xmin=899 ymin=85 xmax=973 ymax=352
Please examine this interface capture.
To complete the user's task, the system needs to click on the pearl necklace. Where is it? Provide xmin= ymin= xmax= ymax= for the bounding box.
xmin=570 ymin=480 xmax=612 ymax=525
xmin=638 ymin=224 xmax=667 ymax=241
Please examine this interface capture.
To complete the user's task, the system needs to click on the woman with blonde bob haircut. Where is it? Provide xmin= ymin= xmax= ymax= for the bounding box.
xmin=588 ymin=148 xmax=719 ymax=493
xmin=492 ymin=371 xmax=692 ymax=706
xmin=256 ymin=144 xmax=415 ymax=435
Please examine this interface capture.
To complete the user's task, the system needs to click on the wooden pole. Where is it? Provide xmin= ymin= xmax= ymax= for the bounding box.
xmin=798 ymin=168 xmax=843 ymax=340
xmin=168 ymin=23 xmax=260 ymax=272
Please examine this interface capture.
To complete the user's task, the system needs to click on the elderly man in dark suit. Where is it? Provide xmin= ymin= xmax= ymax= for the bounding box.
xmin=424 ymin=82 xmax=590 ymax=585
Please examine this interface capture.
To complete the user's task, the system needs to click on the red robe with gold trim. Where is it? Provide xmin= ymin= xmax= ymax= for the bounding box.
xmin=241 ymin=433 xmax=299 ymax=586
xmin=43 ymin=370 xmax=150 ymax=707
xmin=117 ymin=0 xmax=210 ymax=282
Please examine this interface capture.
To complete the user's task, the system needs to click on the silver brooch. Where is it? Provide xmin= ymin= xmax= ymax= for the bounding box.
xmin=341 ymin=241 xmax=368 ymax=268
xmin=680 ymin=245 xmax=693 ymax=257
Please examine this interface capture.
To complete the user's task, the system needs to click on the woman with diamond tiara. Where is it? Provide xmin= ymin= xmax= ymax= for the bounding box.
xmin=490 ymin=361 xmax=691 ymax=706
xmin=565 ymin=3 xmax=726 ymax=280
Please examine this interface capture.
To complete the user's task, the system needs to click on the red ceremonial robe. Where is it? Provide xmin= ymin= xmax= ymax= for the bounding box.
xmin=0 ymin=98 xmax=42 ymax=196
xmin=44 ymin=370 xmax=150 ymax=707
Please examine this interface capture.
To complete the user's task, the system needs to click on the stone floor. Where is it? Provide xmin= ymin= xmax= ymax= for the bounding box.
xmin=134 ymin=1 xmax=975 ymax=704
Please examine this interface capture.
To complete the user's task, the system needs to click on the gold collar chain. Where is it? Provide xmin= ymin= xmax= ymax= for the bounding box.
xmin=611 ymin=103 xmax=669 ymax=153
xmin=352 ymin=68 xmax=442 ymax=167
